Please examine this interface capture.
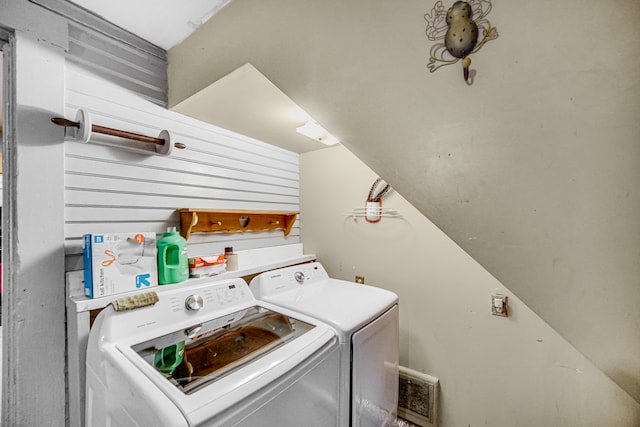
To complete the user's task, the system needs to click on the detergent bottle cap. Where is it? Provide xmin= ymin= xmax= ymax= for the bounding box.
xmin=162 ymin=226 xmax=179 ymax=237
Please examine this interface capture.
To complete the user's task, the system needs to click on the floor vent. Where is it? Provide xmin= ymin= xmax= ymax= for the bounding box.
xmin=398 ymin=366 xmax=439 ymax=427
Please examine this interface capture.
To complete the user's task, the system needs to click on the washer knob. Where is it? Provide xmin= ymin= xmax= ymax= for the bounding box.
xmin=185 ymin=294 xmax=204 ymax=311
xmin=294 ymin=271 xmax=305 ymax=283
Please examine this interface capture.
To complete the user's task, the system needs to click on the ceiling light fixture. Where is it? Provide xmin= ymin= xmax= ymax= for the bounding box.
xmin=295 ymin=121 xmax=340 ymax=146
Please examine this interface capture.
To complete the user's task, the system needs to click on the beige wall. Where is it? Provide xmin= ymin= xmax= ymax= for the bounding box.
xmin=301 ymin=145 xmax=639 ymax=426
xmin=169 ymin=0 xmax=640 ymax=402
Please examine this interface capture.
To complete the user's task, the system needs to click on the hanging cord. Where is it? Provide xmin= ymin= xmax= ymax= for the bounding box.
xmin=367 ymin=177 xmax=391 ymax=202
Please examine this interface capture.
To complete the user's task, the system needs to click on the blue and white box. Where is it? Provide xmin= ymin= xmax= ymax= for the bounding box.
xmin=83 ymin=232 xmax=158 ymax=298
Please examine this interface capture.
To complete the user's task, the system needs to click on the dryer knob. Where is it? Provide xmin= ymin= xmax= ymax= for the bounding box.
xmin=294 ymin=271 xmax=305 ymax=283
xmin=185 ymin=294 xmax=204 ymax=311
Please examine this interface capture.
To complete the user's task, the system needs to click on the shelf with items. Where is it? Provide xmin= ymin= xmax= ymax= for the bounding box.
xmin=177 ymin=209 xmax=298 ymax=240
xmin=66 ymin=253 xmax=315 ymax=313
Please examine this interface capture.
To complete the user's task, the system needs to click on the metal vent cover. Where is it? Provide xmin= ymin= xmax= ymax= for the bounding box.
xmin=398 ymin=366 xmax=439 ymax=427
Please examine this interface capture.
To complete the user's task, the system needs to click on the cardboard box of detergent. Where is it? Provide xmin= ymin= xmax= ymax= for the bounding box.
xmin=83 ymin=232 xmax=158 ymax=298
xmin=188 ymin=255 xmax=226 ymax=278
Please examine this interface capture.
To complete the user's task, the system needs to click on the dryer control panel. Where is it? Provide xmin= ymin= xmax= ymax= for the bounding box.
xmin=248 ymin=262 xmax=329 ymax=298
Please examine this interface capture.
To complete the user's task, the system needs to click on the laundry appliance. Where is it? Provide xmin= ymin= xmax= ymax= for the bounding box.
xmin=249 ymin=262 xmax=399 ymax=427
xmin=85 ymin=276 xmax=341 ymax=426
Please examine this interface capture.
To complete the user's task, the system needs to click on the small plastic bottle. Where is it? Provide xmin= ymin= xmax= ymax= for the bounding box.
xmin=224 ymin=246 xmax=239 ymax=271
xmin=157 ymin=227 xmax=189 ymax=284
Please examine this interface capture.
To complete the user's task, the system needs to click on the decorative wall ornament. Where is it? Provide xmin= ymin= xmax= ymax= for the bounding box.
xmin=343 ymin=178 xmax=400 ymax=223
xmin=364 ymin=177 xmax=391 ymax=223
xmin=425 ymin=0 xmax=498 ymax=84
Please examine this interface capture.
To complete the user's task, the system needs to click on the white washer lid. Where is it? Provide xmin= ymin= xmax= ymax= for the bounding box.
xmin=260 ymin=278 xmax=397 ymax=340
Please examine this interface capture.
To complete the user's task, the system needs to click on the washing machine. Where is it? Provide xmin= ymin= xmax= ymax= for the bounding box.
xmin=248 ymin=262 xmax=399 ymax=427
xmin=85 ymin=277 xmax=341 ymax=427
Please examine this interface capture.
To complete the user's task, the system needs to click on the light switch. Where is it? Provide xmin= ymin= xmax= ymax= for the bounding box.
xmin=491 ymin=294 xmax=508 ymax=317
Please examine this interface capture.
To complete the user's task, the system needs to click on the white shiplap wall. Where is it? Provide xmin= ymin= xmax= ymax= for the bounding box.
xmin=64 ymin=63 xmax=300 ymax=265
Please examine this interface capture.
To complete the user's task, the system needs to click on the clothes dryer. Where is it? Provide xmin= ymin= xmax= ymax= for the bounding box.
xmin=249 ymin=262 xmax=399 ymax=427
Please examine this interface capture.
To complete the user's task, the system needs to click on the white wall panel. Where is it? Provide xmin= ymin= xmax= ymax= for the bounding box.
xmin=64 ymin=156 xmax=299 ymax=196
xmin=64 ymin=63 xmax=300 ymax=260
xmin=30 ymin=0 xmax=168 ymax=105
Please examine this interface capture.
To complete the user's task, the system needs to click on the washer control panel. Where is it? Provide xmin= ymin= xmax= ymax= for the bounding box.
xmin=103 ymin=278 xmax=255 ymax=335
xmin=163 ymin=278 xmax=253 ymax=317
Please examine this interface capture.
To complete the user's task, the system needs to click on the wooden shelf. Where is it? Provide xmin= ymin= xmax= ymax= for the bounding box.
xmin=177 ymin=209 xmax=298 ymax=239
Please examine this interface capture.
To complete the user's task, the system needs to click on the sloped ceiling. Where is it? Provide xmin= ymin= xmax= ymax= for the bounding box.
xmin=171 ymin=63 xmax=333 ymax=153
xmin=168 ymin=0 xmax=640 ymax=403
xmin=68 ymin=0 xmax=232 ymax=49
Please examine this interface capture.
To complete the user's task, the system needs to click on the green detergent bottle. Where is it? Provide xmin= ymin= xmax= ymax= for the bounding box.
xmin=157 ymin=227 xmax=189 ymax=284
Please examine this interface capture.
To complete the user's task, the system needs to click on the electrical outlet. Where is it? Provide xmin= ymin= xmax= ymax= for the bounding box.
xmin=491 ymin=294 xmax=508 ymax=317
xmin=355 ymin=276 xmax=365 ymax=284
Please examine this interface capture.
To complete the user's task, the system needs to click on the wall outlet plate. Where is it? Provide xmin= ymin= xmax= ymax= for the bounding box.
xmin=491 ymin=294 xmax=508 ymax=317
